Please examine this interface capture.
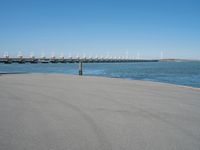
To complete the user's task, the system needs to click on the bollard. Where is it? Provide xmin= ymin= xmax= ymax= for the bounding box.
xmin=79 ymin=61 xmax=83 ymax=75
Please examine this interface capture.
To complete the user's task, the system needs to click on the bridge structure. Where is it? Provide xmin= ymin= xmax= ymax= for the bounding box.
xmin=0 ymin=56 xmax=159 ymax=64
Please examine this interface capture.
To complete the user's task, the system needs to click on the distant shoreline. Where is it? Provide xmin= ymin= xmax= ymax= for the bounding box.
xmin=160 ymin=59 xmax=200 ymax=62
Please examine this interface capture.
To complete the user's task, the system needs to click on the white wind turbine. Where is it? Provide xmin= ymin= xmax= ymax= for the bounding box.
xmin=160 ymin=51 xmax=164 ymax=60
xmin=137 ymin=52 xmax=140 ymax=59
xmin=17 ymin=51 xmax=23 ymax=58
xmin=30 ymin=52 xmax=35 ymax=58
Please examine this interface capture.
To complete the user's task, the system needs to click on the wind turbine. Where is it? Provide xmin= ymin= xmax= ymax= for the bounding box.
xmin=137 ymin=52 xmax=140 ymax=59
xmin=82 ymin=53 xmax=86 ymax=59
xmin=41 ymin=52 xmax=45 ymax=59
xmin=51 ymin=52 xmax=56 ymax=59
xmin=125 ymin=51 xmax=129 ymax=59
xmin=3 ymin=52 xmax=9 ymax=58
xmin=60 ymin=53 xmax=64 ymax=59
xmin=68 ymin=53 xmax=72 ymax=59
xmin=160 ymin=51 xmax=164 ymax=60
xmin=30 ymin=52 xmax=35 ymax=58
xmin=17 ymin=51 xmax=23 ymax=58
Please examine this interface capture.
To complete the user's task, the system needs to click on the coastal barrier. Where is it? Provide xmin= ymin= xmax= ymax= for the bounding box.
xmin=0 ymin=57 xmax=159 ymax=75
xmin=0 ymin=57 xmax=159 ymax=64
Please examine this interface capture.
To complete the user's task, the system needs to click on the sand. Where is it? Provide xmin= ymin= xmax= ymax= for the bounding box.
xmin=0 ymin=73 xmax=200 ymax=150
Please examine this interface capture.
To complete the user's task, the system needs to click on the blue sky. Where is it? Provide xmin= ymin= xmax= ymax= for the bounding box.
xmin=0 ymin=0 xmax=200 ymax=59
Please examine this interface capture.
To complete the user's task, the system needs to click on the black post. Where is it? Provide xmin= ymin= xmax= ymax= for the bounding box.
xmin=79 ymin=61 xmax=83 ymax=75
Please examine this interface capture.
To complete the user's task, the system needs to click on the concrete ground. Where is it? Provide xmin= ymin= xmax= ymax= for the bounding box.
xmin=0 ymin=73 xmax=200 ymax=150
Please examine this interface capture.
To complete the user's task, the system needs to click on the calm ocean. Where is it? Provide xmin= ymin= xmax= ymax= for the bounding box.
xmin=0 ymin=61 xmax=200 ymax=88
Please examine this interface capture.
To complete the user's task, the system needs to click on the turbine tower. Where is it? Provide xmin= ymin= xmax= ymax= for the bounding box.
xmin=137 ymin=52 xmax=140 ymax=59
xmin=126 ymin=51 xmax=129 ymax=59
xmin=160 ymin=51 xmax=164 ymax=59
xmin=30 ymin=52 xmax=34 ymax=58
xmin=17 ymin=51 xmax=23 ymax=59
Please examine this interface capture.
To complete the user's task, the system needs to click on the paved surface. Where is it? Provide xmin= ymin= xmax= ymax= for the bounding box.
xmin=0 ymin=74 xmax=200 ymax=150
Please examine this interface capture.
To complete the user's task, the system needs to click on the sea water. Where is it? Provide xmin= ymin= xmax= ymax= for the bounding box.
xmin=0 ymin=61 xmax=200 ymax=88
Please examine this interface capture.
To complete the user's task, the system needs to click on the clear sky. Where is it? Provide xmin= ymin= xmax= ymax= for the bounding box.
xmin=0 ymin=0 xmax=200 ymax=59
